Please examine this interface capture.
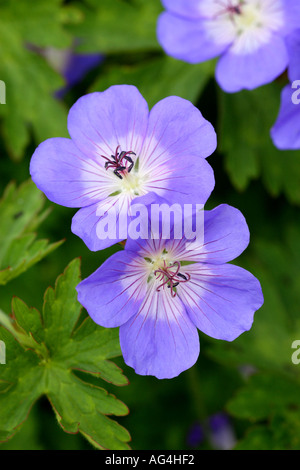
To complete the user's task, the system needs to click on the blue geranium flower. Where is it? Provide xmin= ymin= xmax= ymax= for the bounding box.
xmin=76 ymin=203 xmax=263 ymax=379
xmin=157 ymin=0 xmax=300 ymax=92
xmin=271 ymin=29 xmax=300 ymax=150
xmin=30 ymin=85 xmax=216 ymax=251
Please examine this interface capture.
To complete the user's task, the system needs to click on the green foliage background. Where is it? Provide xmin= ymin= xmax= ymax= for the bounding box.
xmin=1 ymin=0 xmax=300 ymax=450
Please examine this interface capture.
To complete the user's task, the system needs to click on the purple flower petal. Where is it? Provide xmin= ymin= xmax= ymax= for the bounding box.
xmin=56 ymin=52 xmax=104 ymax=99
xmin=200 ymin=204 xmax=250 ymax=264
xmin=146 ymin=157 xmax=215 ymax=207
xmin=139 ymin=95 xmax=216 ymax=205
xmin=157 ymin=12 xmax=230 ymax=64
xmin=271 ymin=84 xmax=300 ymax=150
xmin=63 ymin=53 xmax=103 ymax=88
xmin=67 ymin=85 xmax=149 ymax=161
xmin=71 ymin=195 xmax=130 ymax=251
xmin=286 ymin=29 xmax=300 ymax=82
xmin=151 ymin=204 xmax=250 ymax=265
xmin=30 ymin=138 xmax=109 ymax=208
xmin=216 ymin=34 xmax=289 ymax=92
xmin=180 ymin=263 xmax=264 ymax=341
xmin=119 ymin=283 xmax=200 ymax=379
xmin=282 ymin=0 xmax=300 ymax=34
xmin=145 ymin=95 xmax=217 ymax=161
xmin=76 ymin=251 xmax=147 ymax=328
xmin=161 ymin=0 xmax=204 ymax=19
xmin=142 ymin=95 xmax=217 ymax=204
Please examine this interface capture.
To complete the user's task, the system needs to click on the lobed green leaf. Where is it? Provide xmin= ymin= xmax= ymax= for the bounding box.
xmin=0 ymin=180 xmax=63 ymax=285
xmin=0 ymin=259 xmax=130 ymax=450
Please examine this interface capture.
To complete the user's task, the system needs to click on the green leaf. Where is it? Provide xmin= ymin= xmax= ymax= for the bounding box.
xmin=91 ymin=55 xmax=215 ymax=109
xmin=227 ymin=373 xmax=300 ymax=421
xmin=69 ymin=0 xmax=163 ymax=54
xmin=219 ymin=82 xmax=300 ymax=204
xmin=228 ymin=373 xmax=300 ymax=450
xmin=0 ymin=406 xmax=46 ymax=450
xmin=0 ymin=180 xmax=63 ymax=285
xmin=0 ymin=0 xmax=74 ymax=160
xmin=0 ymin=259 xmax=130 ymax=450
xmin=234 ymin=426 xmax=275 ymax=450
xmin=0 ymin=0 xmax=72 ymax=48
xmin=235 ymin=414 xmax=300 ymax=450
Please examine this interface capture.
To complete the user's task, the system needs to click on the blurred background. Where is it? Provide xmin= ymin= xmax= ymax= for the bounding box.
xmin=1 ymin=0 xmax=300 ymax=450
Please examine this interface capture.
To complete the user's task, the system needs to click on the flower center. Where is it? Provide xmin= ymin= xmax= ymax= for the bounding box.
xmin=102 ymin=145 xmax=149 ymax=197
xmin=119 ymin=170 xmax=144 ymax=196
xmin=234 ymin=3 xmax=262 ymax=31
xmin=217 ymin=1 xmax=262 ymax=29
xmin=101 ymin=145 xmax=136 ymax=180
xmin=216 ymin=0 xmax=242 ymax=18
xmin=151 ymin=259 xmax=190 ymax=298
xmin=207 ymin=0 xmax=284 ymax=54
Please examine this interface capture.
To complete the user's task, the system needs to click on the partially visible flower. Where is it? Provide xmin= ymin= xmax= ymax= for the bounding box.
xmin=43 ymin=46 xmax=103 ymax=98
xmin=76 ymin=202 xmax=263 ymax=379
xmin=208 ymin=413 xmax=236 ymax=450
xmin=30 ymin=85 xmax=216 ymax=251
xmin=270 ymin=83 xmax=300 ymax=149
xmin=157 ymin=0 xmax=300 ymax=93
xmin=271 ymin=29 xmax=300 ymax=150
xmin=28 ymin=43 xmax=103 ymax=99
xmin=286 ymin=29 xmax=300 ymax=81
xmin=187 ymin=422 xmax=205 ymax=447
xmin=187 ymin=413 xmax=236 ymax=449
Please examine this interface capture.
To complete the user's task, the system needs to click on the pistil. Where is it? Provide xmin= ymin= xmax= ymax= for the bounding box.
xmin=215 ymin=0 xmax=243 ymax=18
xmin=101 ymin=145 xmax=136 ymax=179
xmin=154 ymin=261 xmax=190 ymax=298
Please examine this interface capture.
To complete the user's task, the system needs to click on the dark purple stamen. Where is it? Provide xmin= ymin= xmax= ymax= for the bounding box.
xmin=215 ymin=0 xmax=242 ymax=17
xmin=154 ymin=261 xmax=191 ymax=298
xmin=101 ymin=145 xmax=136 ymax=180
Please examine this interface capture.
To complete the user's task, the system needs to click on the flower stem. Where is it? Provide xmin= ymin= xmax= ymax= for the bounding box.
xmin=186 ymin=365 xmax=207 ymax=421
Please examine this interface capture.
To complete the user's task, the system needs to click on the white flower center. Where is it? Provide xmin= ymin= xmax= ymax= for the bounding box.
xmin=101 ymin=147 xmax=150 ymax=199
xmin=235 ymin=4 xmax=261 ymax=29
xmin=119 ymin=169 xmax=147 ymax=196
xmin=142 ymin=250 xmax=190 ymax=296
xmin=144 ymin=248 xmax=174 ymax=269
xmin=202 ymin=0 xmax=285 ymax=54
